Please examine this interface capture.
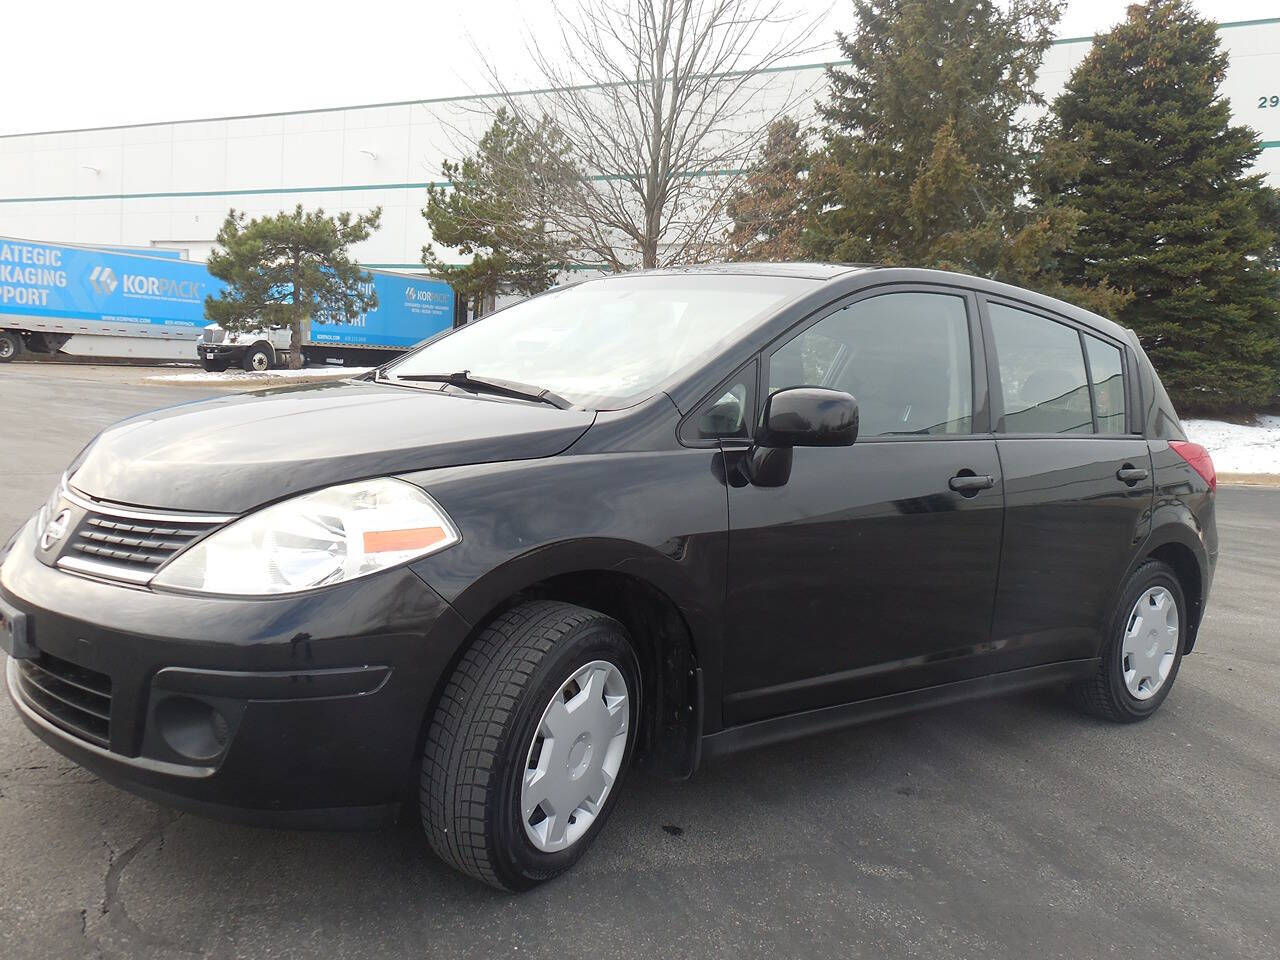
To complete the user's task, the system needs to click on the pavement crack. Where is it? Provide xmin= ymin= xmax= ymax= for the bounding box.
xmin=100 ymin=812 xmax=192 ymax=953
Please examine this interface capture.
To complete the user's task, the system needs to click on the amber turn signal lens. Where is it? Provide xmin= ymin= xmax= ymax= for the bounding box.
xmin=362 ymin=526 xmax=450 ymax=553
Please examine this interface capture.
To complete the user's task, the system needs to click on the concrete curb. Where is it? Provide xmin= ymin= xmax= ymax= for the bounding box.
xmin=1218 ymin=473 xmax=1280 ymax=487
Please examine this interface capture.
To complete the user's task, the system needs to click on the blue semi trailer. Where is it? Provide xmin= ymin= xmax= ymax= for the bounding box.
xmin=0 ymin=236 xmax=457 ymax=368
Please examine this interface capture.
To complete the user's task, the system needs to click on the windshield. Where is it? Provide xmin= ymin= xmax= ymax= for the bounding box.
xmin=384 ymin=274 xmax=815 ymax=409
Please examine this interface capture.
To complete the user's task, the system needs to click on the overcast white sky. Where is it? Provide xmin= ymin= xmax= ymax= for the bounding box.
xmin=1 ymin=0 xmax=1275 ymax=136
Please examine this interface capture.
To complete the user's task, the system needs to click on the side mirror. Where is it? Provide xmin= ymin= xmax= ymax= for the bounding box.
xmin=756 ymin=387 xmax=859 ymax=448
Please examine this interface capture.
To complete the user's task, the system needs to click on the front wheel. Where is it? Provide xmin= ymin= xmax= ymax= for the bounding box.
xmin=420 ymin=601 xmax=639 ymax=890
xmin=0 ymin=331 xmax=21 ymax=362
xmin=201 ymin=357 xmax=229 ymax=373
xmin=1072 ymin=559 xmax=1186 ymax=723
xmin=242 ymin=343 xmax=274 ymax=372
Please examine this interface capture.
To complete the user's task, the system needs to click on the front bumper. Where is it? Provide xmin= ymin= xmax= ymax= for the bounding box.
xmin=196 ymin=343 xmax=242 ymax=360
xmin=1 ymin=517 xmax=471 ymax=828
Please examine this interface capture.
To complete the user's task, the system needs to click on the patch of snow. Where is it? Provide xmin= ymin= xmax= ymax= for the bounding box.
xmin=1184 ymin=416 xmax=1280 ymax=475
xmin=149 ymin=366 xmax=372 ymax=383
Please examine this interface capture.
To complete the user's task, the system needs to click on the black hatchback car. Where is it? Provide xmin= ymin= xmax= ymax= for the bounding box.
xmin=1 ymin=265 xmax=1217 ymax=889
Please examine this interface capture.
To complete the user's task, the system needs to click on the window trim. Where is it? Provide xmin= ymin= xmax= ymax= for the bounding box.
xmin=979 ymin=294 xmax=1140 ymax=439
xmin=1078 ymin=329 xmax=1101 ymax=433
xmin=755 ymin=283 xmax=991 ymax=442
xmin=678 ymin=358 xmax=759 ymax=447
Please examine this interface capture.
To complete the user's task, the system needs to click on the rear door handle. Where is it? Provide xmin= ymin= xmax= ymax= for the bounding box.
xmin=1116 ymin=466 xmax=1149 ymax=484
xmin=949 ymin=473 xmax=996 ymax=492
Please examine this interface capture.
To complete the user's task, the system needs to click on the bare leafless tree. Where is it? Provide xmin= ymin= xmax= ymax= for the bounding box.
xmin=458 ymin=0 xmax=824 ymax=270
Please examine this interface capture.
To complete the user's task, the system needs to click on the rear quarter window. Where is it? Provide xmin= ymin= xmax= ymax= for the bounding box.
xmin=1083 ymin=334 xmax=1127 ymax=433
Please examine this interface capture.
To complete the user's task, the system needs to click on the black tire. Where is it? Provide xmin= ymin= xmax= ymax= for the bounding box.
xmin=242 ymin=343 xmax=274 ymax=372
xmin=420 ymin=600 xmax=640 ymax=891
xmin=1071 ymin=559 xmax=1187 ymax=723
xmin=201 ymin=357 xmax=229 ymax=373
xmin=0 ymin=331 xmax=21 ymax=362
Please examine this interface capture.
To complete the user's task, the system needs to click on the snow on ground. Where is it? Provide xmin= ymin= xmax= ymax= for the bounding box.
xmin=1184 ymin=416 xmax=1280 ymax=475
xmin=148 ymin=366 xmax=372 ymax=384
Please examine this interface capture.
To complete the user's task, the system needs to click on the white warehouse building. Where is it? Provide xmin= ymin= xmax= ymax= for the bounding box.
xmin=2 ymin=16 xmax=1279 ymax=270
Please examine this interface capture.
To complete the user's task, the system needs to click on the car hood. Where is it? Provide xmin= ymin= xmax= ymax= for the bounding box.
xmin=68 ymin=380 xmax=596 ymax=514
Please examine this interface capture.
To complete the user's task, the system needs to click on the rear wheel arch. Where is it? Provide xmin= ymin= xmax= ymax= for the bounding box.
xmin=1145 ymin=541 xmax=1204 ymax=652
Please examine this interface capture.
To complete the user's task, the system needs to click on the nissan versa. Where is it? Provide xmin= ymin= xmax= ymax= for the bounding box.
xmin=0 ymin=265 xmax=1218 ymax=890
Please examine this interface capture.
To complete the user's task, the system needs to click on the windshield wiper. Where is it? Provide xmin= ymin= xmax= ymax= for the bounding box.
xmin=381 ymin=370 xmax=573 ymax=409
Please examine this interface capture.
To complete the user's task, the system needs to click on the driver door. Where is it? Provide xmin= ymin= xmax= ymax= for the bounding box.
xmin=720 ymin=287 xmax=1006 ymax=724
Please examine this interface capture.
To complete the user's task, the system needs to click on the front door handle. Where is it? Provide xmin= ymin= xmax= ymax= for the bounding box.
xmin=1116 ymin=465 xmax=1149 ymax=484
xmin=949 ymin=473 xmax=996 ymax=493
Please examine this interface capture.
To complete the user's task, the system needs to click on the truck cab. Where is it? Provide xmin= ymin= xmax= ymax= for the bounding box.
xmin=197 ymin=324 xmax=290 ymax=372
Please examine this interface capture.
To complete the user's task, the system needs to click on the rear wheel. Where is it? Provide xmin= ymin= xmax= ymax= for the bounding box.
xmin=1072 ymin=559 xmax=1186 ymax=722
xmin=0 ymin=331 xmax=21 ymax=362
xmin=420 ymin=600 xmax=639 ymax=890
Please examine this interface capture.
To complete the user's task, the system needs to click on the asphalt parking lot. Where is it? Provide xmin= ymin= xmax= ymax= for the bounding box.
xmin=1 ymin=362 xmax=1277 ymax=960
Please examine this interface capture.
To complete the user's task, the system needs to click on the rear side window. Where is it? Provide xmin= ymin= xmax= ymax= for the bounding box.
xmin=1084 ymin=334 xmax=1127 ymax=432
xmin=988 ymin=303 xmax=1093 ymax=434
xmin=767 ymin=291 xmax=974 ymax=437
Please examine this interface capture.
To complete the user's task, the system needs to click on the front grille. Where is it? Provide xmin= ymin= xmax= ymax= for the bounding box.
xmin=56 ymin=491 xmax=230 ymax=585
xmin=15 ymin=654 xmax=112 ymax=748
xmin=202 ymin=326 xmax=226 ymax=343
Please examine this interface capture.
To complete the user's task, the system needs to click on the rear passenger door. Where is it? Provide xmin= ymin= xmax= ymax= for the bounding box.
xmin=983 ymin=298 xmax=1153 ymax=667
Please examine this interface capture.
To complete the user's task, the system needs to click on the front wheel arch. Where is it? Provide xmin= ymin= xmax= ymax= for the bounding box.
xmin=412 ymin=552 xmax=707 ymax=790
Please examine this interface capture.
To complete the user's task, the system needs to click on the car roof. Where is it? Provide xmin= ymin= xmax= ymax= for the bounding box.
xmin=618 ymin=262 xmax=878 ymax=281
xmin=577 ymin=262 xmax=1134 ymax=353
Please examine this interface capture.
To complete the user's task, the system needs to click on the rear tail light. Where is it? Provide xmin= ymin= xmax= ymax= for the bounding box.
xmin=1169 ymin=441 xmax=1217 ymax=492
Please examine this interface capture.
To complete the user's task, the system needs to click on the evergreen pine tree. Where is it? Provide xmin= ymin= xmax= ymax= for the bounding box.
xmin=206 ymin=205 xmax=381 ymax=369
xmin=806 ymin=0 xmax=1121 ymax=314
xmin=1051 ymin=0 xmax=1280 ymax=413
xmin=724 ymin=118 xmax=812 ymax=261
xmin=422 ymin=109 xmax=570 ymax=318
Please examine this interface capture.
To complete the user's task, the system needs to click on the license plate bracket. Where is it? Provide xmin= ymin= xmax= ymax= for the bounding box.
xmin=0 ymin=596 xmax=34 ymax=660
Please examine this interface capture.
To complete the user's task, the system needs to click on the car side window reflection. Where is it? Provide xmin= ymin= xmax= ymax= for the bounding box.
xmin=695 ymin=381 xmax=750 ymax=439
xmin=988 ymin=302 xmax=1094 ymax=434
xmin=766 ymin=292 xmax=975 ymax=437
xmin=1084 ymin=334 xmax=1128 ymax=433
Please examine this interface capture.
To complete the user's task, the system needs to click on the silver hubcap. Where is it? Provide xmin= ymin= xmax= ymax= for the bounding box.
xmin=0 ymin=338 xmax=14 ymax=359
xmin=251 ymin=352 xmax=269 ymax=371
xmin=521 ymin=659 xmax=629 ymax=853
xmin=1121 ymin=586 xmax=1179 ymax=700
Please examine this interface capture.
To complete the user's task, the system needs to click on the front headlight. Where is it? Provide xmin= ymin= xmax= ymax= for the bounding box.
xmin=152 ymin=477 xmax=460 ymax=596
xmin=35 ymin=477 xmax=64 ymax=541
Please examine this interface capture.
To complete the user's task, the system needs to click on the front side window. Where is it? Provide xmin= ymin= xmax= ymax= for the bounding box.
xmin=988 ymin=303 xmax=1093 ymax=434
xmin=767 ymin=291 xmax=974 ymax=437
xmin=385 ymin=275 xmax=814 ymax=410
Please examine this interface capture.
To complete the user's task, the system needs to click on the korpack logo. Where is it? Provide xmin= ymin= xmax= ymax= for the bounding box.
xmin=122 ymin=273 xmax=203 ymax=301
xmin=89 ymin=266 xmax=118 ymax=296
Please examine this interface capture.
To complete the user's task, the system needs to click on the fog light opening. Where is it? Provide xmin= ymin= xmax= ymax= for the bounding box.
xmin=155 ymin=695 xmax=229 ymax=762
